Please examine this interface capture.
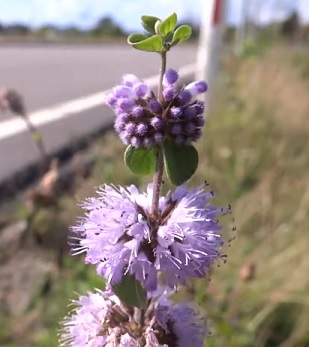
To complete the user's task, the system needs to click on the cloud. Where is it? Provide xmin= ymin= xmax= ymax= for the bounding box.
xmin=0 ymin=0 xmax=308 ymax=28
xmin=0 ymin=0 xmax=203 ymax=29
xmin=298 ymin=0 xmax=309 ymax=24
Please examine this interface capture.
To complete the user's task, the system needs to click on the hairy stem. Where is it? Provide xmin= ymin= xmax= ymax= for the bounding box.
xmin=151 ymin=51 xmax=167 ymax=217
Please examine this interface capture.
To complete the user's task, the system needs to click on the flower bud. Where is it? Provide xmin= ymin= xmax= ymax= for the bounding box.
xmin=184 ymin=81 xmax=208 ymax=97
xmin=154 ymin=19 xmax=162 ymax=35
xmin=148 ymin=98 xmax=162 ymax=114
xmin=163 ymin=69 xmax=179 ymax=86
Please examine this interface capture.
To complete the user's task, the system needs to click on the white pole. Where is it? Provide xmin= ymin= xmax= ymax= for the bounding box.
xmin=196 ymin=0 xmax=225 ymax=90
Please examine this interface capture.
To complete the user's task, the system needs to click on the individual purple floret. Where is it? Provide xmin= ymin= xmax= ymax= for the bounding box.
xmin=154 ymin=132 xmax=164 ymax=144
xmin=155 ymin=302 xmax=208 ymax=347
xmin=134 ymin=83 xmax=150 ymax=98
xmin=184 ymin=81 xmax=208 ymax=97
xmin=71 ymin=183 xmax=228 ymax=291
xmin=195 ymin=100 xmax=205 ymax=114
xmin=114 ymin=117 xmax=126 ymax=133
xmin=136 ymin=123 xmax=148 ymax=135
xmin=194 ymin=116 xmax=205 ymax=127
xmin=131 ymin=105 xmax=144 ymax=118
xmin=125 ymin=122 xmax=137 ymax=135
xmin=169 ymin=106 xmax=182 ymax=119
xmin=60 ymin=289 xmax=208 ymax=347
xmin=114 ymin=85 xmax=135 ymax=99
xmin=162 ymin=69 xmax=179 ymax=102
xmin=176 ymin=90 xmax=192 ymax=106
xmin=118 ymin=99 xmax=135 ymax=112
xmin=192 ymin=128 xmax=203 ymax=140
xmin=122 ymin=74 xmax=141 ymax=87
xmin=184 ymin=122 xmax=196 ymax=135
xmin=143 ymin=137 xmax=155 ymax=148
xmin=163 ymin=69 xmax=179 ymax=86
xmin=171 ymin=123 xmax=182 ymax=135
xmin=163 ymin=86 xmax=175 ymax=101
xmin=119 ymin=131 xmax=131 ymax=145
xmin=183 ymin=105 xmax=197 ymax=120
xmin=106 ymin=95 xmax=117 ymax=107
xmin=151 ymin=116 xmax=164 ymax=129
xmin=131 ymin=136 xmax=142 ymax=148
xmin=148 ymin=98 xmax=162 ymax=114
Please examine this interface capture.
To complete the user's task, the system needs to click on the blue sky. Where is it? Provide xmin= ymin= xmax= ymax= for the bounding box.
xmin=0 ymin=0 xmax=308 ymax=29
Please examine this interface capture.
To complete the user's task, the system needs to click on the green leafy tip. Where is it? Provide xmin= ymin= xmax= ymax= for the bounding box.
xmin=141 ymin=15 xmax=161 ymax=34
xmin=127 ymin=34 xmax=163 ymax=52
xmin=172 ymin=24 xmax=192 ymax=46
xmin=158 ymin=12 xmax=177 ymax=37
xmin=127 ymin=33 xmax=148 ymax=44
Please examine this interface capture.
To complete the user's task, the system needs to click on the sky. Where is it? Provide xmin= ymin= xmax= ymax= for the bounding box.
xmin=0 ymin=0 xmax=308 ymax=29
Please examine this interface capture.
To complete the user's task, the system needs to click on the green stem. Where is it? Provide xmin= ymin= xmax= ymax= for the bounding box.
xmin=151 ymin=51 xmax=167 ymax=217
xmin=158 ymin=51 xmax=167 ymax=104
xmin=24 ymin=116 xmax=48 ymax=173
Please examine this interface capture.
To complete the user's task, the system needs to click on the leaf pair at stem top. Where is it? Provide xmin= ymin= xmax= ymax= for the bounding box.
xmin=128 ymin=13 xmax=192 ymax=53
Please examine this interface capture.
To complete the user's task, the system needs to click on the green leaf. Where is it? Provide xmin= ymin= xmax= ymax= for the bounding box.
xmin=159 ymin=13 xmax=177 ymax=37
xmin=163 ymin=139 xmax=198 ymax=185
xmin=112 ymin=275 xmax=147 ymax=309
xmin=141 ymin=15 xmax=161 ymax=34
xmin=127 ymin=33 xmax=148 ymax=44
xmin=124 ymin=145 xmax=156 ymax=175
xmin=129 ymin=35 xmax=163 ymax=52
xmin=171 ymin=25 xmax=192 ymax=46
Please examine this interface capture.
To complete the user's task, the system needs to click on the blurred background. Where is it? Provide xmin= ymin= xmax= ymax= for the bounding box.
xmin=0 ymin=1 xmax=309 ymax=346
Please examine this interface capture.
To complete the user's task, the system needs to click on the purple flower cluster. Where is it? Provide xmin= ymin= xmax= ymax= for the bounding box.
xmin=105 ymin=69 xmax=207 ymax=148
xmin=60 ymin=289 xmax=208 ymax=347
xmin=71 ymin=183 xmax=227 ymax=291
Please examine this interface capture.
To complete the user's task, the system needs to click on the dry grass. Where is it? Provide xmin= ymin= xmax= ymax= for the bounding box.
xmin=189 ymin=46 xmax=309 ymax=347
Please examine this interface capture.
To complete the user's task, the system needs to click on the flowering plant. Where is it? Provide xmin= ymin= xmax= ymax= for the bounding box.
xmin=60 ymin=13 xmax=231 ymax=347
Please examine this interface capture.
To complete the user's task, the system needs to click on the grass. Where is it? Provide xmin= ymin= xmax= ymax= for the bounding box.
xmin=192 ymin=45 xmax=309 ymax=347
xmin=1 ymin=43 xmax=309 ymax=347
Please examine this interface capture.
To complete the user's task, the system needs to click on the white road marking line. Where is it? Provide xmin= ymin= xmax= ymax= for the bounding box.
xmin=0 ymin=64 xmax=196 ymax=141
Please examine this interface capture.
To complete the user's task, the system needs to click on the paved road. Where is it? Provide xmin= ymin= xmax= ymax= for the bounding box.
xmin=0 ymin=43 xmax=197 ymax=184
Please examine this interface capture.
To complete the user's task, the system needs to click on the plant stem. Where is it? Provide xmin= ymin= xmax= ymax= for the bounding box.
xmin=151 ymin=51 xmax=167 ymax=217
xmin=24 ymin=116 xmax=48 ymax=173
xmin=151 ymin=148 xmax=164 ymax=218
xmin=158 ymin=51 xmax=167 ymax=104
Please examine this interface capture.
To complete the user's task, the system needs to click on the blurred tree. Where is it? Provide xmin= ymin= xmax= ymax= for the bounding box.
xmin=35 ymin=25 xmax=59 ymax=40
xmin=61 ymin=26 xmax=84 ymax=37
xmin=91 ymin=16 xmax=125 ymax=37
xmin=4 ymin=24 xmax=30 ymax=35
xmin=281 ymin=12 xmax=305 ymax=43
